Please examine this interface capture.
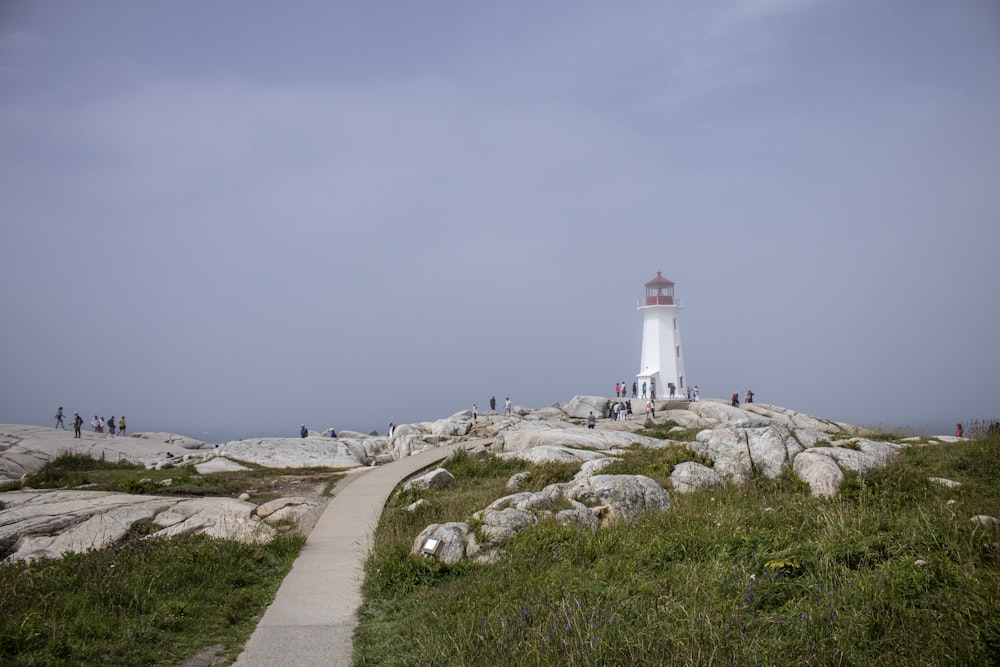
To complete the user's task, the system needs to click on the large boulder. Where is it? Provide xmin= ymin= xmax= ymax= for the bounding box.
xmin=793 ymin=451 xmax=844 ymax=497
xmin=689 ymin=422 xmax=801 ymax=482
xmin=403 ymin=467 xmax=455 ymax=492
xmin=410 ymin=522 xmax=470 ymax=565
xmin=563 ymin=475 xmax=673 ymax=523
xmin=804 ymin=444 xmax=889 ymax=475
xmin=669 ymin=462 xmax=725 ymax=494
xmin=561 ymin=396 xmax=607 ymax=419
xmin=475 ymin=508 xmax=537 ymax=546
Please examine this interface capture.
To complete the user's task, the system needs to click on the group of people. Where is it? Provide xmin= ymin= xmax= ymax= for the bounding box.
xmin=614 ymin=381 xmax=637 ymax=399
xmin=55 ymin=407 xmax=125 ymax=438
xmin=473 ymin=396 xmax=513 ymax=422
xmin=300 ymin=425 xmax=338 ymax=438
xmin=731 ymin=390 xmax=755 ymax=407
xmin=607 ymin=399 xmax=633 ymax=421
xmin=616 ymin=379 xmax=703 ymax=402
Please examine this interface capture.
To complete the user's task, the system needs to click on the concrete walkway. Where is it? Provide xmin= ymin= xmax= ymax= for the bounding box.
xmin=234 ymin=440 xmax=485 ymax=667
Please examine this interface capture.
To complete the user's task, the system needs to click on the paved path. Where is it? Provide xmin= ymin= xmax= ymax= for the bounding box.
xmin=234 ymin=440 xmax=488 ymax=667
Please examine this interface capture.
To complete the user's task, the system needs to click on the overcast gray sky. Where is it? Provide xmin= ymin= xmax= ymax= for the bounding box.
xmin=2 ymin=1 xmax=998 ymax=441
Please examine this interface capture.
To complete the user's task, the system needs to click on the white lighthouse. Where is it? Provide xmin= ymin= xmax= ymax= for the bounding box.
xmin=637 ymin=272 xmax=687 ymax=400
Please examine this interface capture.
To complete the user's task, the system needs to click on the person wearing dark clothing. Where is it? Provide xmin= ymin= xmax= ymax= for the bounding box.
xmin=300 ymin=424 xmax=308 ymax=438
xmin=632 ymin=381 xmax=637 ymax=398
xmin=54 ymin=407 xmax=65 ymax=429
xmin=587 ymin=412 xmax=596 ymax=429
xmin=490 ymin=396 xmax=496 ymax=413
xmin=73 ymin=412 xmax=83 ymax=438
xmin=731 ymin=393 xmax=740 ymax=407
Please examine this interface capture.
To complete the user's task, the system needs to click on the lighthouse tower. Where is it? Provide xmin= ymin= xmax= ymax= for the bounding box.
xmin=637 ymin=272 xmax=687 ymax=400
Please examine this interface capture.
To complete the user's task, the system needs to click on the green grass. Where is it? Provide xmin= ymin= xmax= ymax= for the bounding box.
xmin=0 ymin=532 xmax=304 ymax=666
xmin=355 ymin=433 xmax=1000 ymax=666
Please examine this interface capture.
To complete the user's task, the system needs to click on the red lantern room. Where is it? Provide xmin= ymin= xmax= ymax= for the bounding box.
xmin=645 ymin=272 xmax=675 ymax=306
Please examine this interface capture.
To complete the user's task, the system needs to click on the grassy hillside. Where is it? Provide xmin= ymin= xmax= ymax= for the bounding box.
xmin=355 ymin=433 xmax=1000 ymax=666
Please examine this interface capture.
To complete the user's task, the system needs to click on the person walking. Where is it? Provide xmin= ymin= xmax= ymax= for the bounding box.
xmin=73 ymin=412 xmax=83 ymax=438
xmin=54 ymin=407 xmax=65 ymax=429
xmin=632 ymin=381 xmax=637 ymax=398
xmin=118 ymin=416 xmax=126 ymax=436
xmin=641 ymin=381 xmax=647 ymax=399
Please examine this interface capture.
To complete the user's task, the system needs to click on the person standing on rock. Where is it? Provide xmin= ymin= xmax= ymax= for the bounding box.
xmin=632 ymin=381 xmax=637 ymax=398
xmin=54 ymin=407 xmax=65 ymax=429
xmin=645 ymin=400 xmax=655 ymax=420
xmin=73 ymin=412 xmax=83 ymax=438
xmin=300 ymin=424 xmax=308 ymax=438
xmin=693 ymin=386 xmax=700 ymax=401
xmin=745 ymin=389 xmax=754 ymax=404
xmin=118 ymin=416 xmax=126 ymax=435
xmin=490 ymin=396 xmax=496 ymax=414
xmin=108 ymin=416 xmax=116 ymax=436
xmin=388 ymin=422 xmax=396 ymax=437
xmin=731 ymin=393 xmax=740 ymax=407
xmin=615 ymin=382 xmax=620 ymax=398
xmin=472 ymin=403 xmax=478 ymax=422
xmin=504 ymin=397 xmax=512 ymax=416
xmin=587 ymin=411 xmax=596 ymax=429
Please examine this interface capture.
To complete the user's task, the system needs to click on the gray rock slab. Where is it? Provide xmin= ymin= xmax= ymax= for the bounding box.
xmin=0 ymin=425 xmax=200 ymax=481
xmin=219 ymin=438 xmax=365 ymax=469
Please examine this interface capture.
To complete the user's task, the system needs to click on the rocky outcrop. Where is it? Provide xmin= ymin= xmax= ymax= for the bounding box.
xmin=414 ymin=474 xmax=673 ymax=564
xmin=0 ymin=425 xmax=197 ymax=481
xmin=0 ymin=397 xmax=969 ymax=563
xmin=131 ymin=432 xmax=209 ymax=450
xmin=0 ymin=489 xmax=321 ymax=562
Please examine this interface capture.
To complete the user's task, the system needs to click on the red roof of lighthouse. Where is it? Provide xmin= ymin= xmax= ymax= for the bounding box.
xmin=645 ymin=271 xmax=674 ymax=287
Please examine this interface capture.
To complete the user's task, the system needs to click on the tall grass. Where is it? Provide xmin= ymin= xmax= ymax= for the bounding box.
xmin=355 ymin=435 xmax=1000 ymax=665
xmin=0 ymin=532 xmax=304 ymax=666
